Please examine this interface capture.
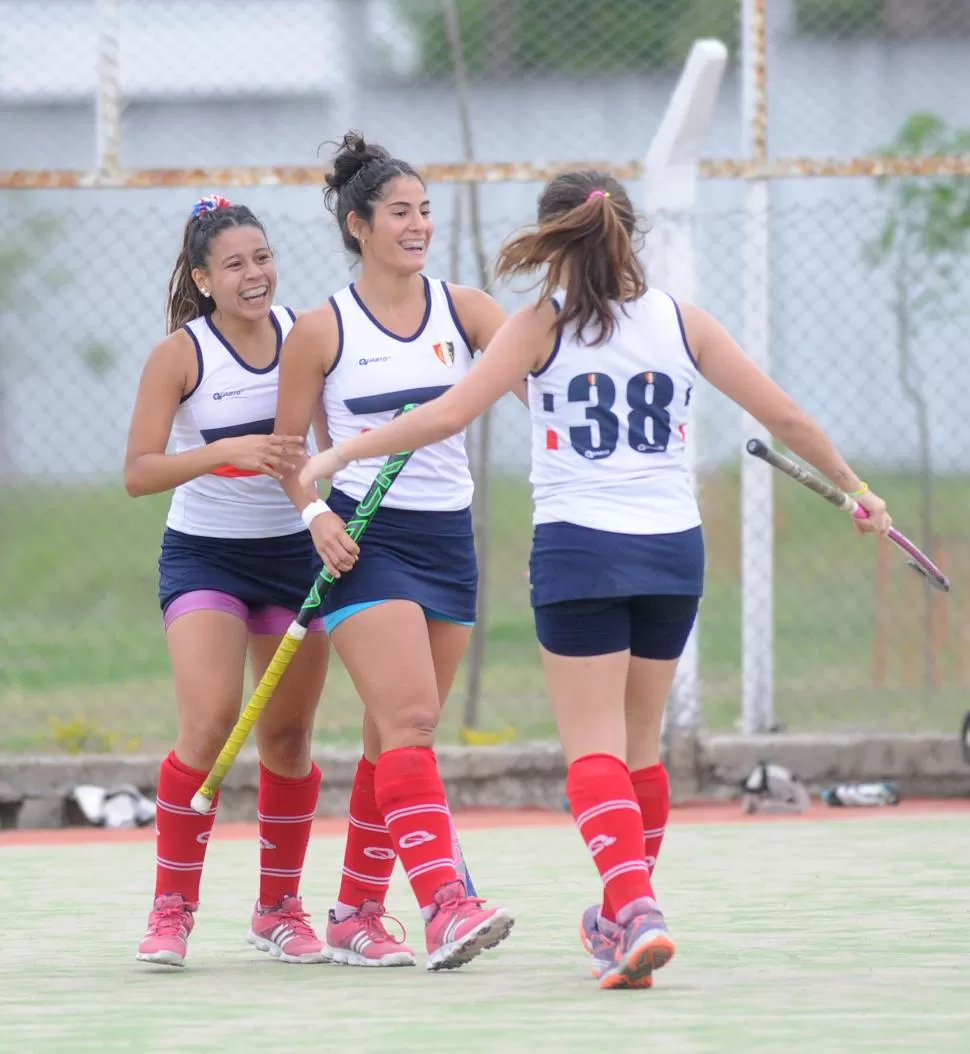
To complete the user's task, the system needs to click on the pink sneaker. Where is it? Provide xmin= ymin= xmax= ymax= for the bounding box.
xmin=325 ymin=900 xmax=416 ymax=967
xmin=246 ymin=895 xmax=328 ymax=964
xmin=136 ymin=893 xmax=196 ymax=967
xmin=424 ymin=881 xmax=514 ymax=972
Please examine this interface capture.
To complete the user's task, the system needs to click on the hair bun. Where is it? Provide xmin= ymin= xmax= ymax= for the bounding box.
xmin=325 ymin=131 xmax=391 ymax=193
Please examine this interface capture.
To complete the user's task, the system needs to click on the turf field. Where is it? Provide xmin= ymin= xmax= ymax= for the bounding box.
xmin=1 ymin=470 xmax=967 ymax=752
xmin=2 ymin=805 xmax=969 ymax=1053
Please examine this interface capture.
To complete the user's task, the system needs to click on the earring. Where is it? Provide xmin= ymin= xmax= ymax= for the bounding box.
xmin=199 ymin=287 xmax=210 ymax=298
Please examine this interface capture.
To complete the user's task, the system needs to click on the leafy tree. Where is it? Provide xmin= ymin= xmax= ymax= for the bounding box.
xmin=866 ymin=112 xmax=970 ymax=686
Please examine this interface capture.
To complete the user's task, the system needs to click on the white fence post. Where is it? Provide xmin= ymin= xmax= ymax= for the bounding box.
xmin=739 ymin=0 xmax=774 ymax=733
xmin=644 ymin=39 xmax=728 ymax=736
xmin=96 ymin=0 xmax=122 ymax=180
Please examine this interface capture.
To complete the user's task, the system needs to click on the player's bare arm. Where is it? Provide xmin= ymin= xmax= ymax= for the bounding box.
xmin=682 ymin=302 xmax=890 ymax=534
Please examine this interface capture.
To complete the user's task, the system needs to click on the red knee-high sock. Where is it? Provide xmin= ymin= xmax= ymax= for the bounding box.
xmin=154 ymin=750 xmax=219 ymax=904
xmin=567 ymin=753 xmax=654 ymax=924
xmin=374 ymin=747 xmax=460 ymax=914
xmin=632 ymin=762 xmax=670 ymax=876
xmin=336 ymin=756 xmax=397 ymax=914
xmin=600 ymin=762 xmax=670 ymax=921
xmin=257 ymin=761 xmax=322 ymax=908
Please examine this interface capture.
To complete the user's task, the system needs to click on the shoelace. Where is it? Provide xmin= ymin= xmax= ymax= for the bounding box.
xmin=151 ymin=904 xmax=189 ymax=937
xmin=437 ymin=894 xmax=486 ymax=914
xmin=364 ymin=908 xmax=408 ymax=946
xmin=275 ymin=904 xmax=317 ymax=939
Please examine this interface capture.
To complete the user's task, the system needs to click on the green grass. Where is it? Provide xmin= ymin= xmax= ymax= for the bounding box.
xmin=1 ymin=470 xmax=967 ymax=752
xmin=2 ymin=814 xmax=970 ymax=1052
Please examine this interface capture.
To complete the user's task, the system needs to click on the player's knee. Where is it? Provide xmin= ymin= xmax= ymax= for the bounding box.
xmin=378 ymin=701 xmax=440 ymax=749
xmin=258 ymin=725 xmax=313 ymax=776
xmin=175 ymin=711 xmax=237 ymax=771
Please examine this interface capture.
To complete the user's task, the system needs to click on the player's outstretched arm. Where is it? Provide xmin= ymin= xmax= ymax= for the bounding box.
xmin=300 ymin=301 xmax=551 ymax=486
xmin=683 ymin=302 xmax=891 ymax=536
xmin=448 ymin=284 xmax=527 ymax=406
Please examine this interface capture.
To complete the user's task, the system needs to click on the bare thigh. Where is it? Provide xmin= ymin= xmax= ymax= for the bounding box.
xmin=249 ymin=629 xmax=330 ymax=779
xmin=539 ymin=646 xmax=630 ymax=766
xmin=427 ymin=618 xmax=473 ymax=706
xmin=332 ymin=600 xmax=441 ymax=752
xmin=624 ymin=657 xmax=680 ymax=771
xmin=356 ymin=614 xmax=471 ymax=761
xmin=166 ymin=609 xmax=249 ymax=771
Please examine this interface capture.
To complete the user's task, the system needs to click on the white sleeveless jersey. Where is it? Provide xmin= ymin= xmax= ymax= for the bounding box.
xmin=166 ymin=306 xmax=305 ymax=539
xmin=324 ymin=275 xmax=474 ymax=511
xmin=528 ymin=288 xmax=700 ymax=535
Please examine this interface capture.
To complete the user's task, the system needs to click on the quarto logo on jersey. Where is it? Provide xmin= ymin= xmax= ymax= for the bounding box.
xmin=432 ymin=341 xmax=455 ymax=367
xmin=358 ymin=356 xmax=391 ymax=366
xmin=213 ymin=388 xmax=243 ymax=401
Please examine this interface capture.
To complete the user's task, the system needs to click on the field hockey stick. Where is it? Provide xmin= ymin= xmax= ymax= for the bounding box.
xmin=190 ymin=413 xmax=417 ymax=815
xmin=746 ymin=438 xmax=951 ymax=593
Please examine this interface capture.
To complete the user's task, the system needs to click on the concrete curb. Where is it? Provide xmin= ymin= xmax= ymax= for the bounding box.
xmin=1 ymin=733 xmax=966 ymax=829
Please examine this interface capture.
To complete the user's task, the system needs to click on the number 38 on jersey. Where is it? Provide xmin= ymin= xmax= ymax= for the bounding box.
xmin=561 ymin=369 xmax=684 ymax=461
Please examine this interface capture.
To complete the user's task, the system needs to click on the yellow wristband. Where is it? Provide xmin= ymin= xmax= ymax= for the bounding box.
xmin=847 ymin=481 xmax=869 ymax=498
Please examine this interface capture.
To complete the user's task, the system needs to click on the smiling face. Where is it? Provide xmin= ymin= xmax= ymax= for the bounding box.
xmin=192 ymin=224 xmax=277 ymax=322
xmin=349 ymin=175 xmax=432 ymax=276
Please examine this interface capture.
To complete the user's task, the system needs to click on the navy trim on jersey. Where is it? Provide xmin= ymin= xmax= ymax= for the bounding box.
xmin=668 ymin=294 xmax=699 ymax=369
xmin=284 ymin=306 xmax=297 ymax=323
xmin=325 ymin=296 xmax=344 ymax=377
xmin=442 ymin=282 xmax=475 ymax=357
xmin=205 ymin=313 xmax=281 ymax=375
xmin=345 ymin=384 xmax=452 ymax=416
xmin=531 ymin=296 xmax=563 ymax=378
xmin=180 ymin=325 xmax=205 ymax=404
xmin=349 ymin=274 xmax=432 ymax=343
xmin=199 ymin=417 xmax=275 ymax=444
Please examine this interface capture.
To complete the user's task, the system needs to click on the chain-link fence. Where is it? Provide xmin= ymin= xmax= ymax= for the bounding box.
xmin=2 ymin=0 xmax=969 ymax=754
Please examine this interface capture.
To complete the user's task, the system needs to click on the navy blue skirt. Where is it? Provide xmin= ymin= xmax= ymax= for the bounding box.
xmin=158 ymin=527 xmax=322 ymax=614
xmin=323 ymin=488 xmax=478 ymax=623
xmin=529 ymin=521 xmax=705 ymax=608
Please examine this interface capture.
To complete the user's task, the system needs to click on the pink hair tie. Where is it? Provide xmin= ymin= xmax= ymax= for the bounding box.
xmin=587 ymin=190 xmax=610 ymax=201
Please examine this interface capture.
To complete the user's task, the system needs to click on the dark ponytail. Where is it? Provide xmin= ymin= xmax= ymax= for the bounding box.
xmin=165 ymin=197 xmax=268 ymax=333
xmin=495 ymin=170 xmax=646 ymax=346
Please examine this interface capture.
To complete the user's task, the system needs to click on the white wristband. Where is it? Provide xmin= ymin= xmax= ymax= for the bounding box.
xmin=301 ymin=499 xmax=330 ymax=528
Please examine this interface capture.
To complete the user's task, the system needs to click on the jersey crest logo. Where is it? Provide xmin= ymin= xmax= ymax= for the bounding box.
xmin=433 ymin=341 xmax=455 ymax=367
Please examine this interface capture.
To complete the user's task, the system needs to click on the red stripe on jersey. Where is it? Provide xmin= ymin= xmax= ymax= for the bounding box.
xmin=546 ymin=429 xmax=559 ymax=451
xmin=211 ymin=465 xmax=262 ymax=478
